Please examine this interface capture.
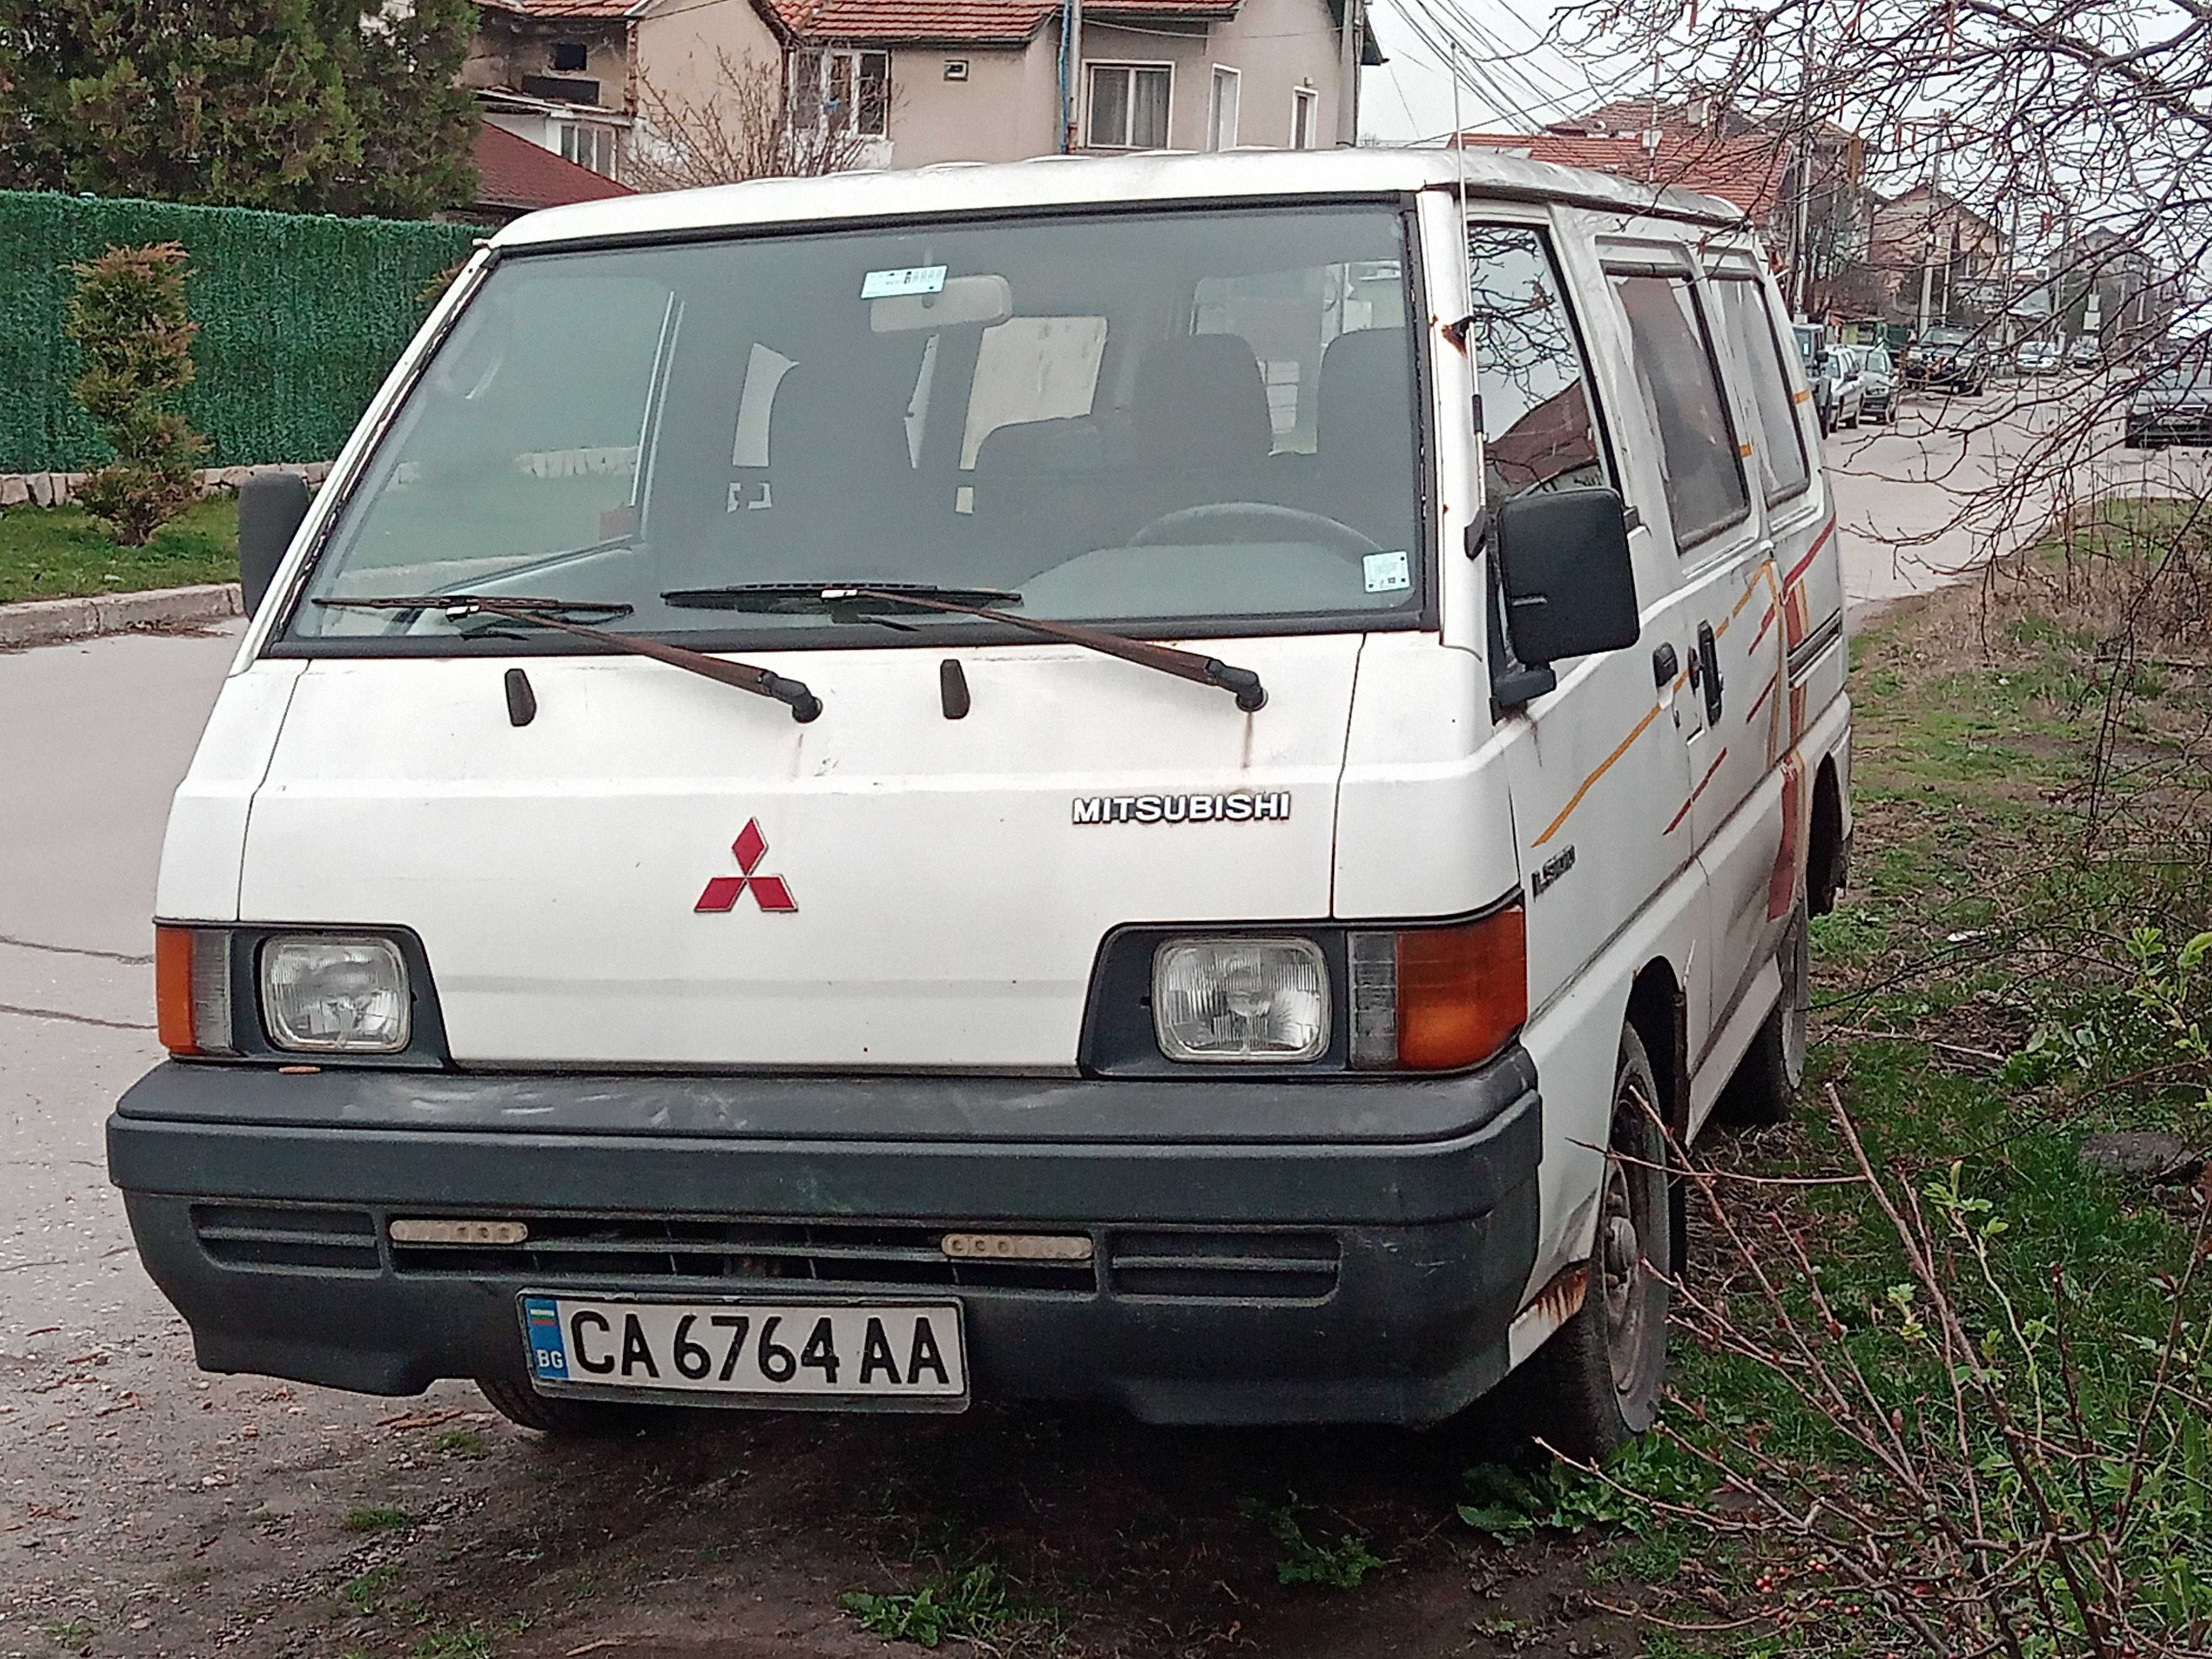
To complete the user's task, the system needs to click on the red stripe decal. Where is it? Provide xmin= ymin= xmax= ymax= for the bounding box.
xmin=1783 ymin=520 xmax=1835 ymax=592
xmin=1748 ymin=600 xmax=1778 ymax=656
xmin=1663 ymin=748 xmax=1729 ymax=835
xmin=1768 ymin=754 xmax=1805 ymax=919
xmin=1745 ymin=669 xmax=1780 ymax=724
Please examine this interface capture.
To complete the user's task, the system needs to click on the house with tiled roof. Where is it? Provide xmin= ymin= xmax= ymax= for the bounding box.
xmin=460 ymin=0 xmax=1381 ymax=192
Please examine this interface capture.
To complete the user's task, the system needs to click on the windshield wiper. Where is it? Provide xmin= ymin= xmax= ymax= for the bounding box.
xmin=661 ymin=582 xmax=1266 ymax=713
xmin=312 ymin=595 xmax=822 ymax=723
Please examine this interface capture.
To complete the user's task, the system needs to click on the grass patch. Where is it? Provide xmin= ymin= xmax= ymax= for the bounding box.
xmin=341 ymin=1563 xmax=401 ymax=1614
xmin=343 ymin=1503 xmax=410 ymax=1533
xmin=433 ymin=1428 xmax=487 ymax=1459
xmin=44 ymin=1618 xmax=91 ymax=1648
xmin=0 ymin=496 xmax=238 ymax=604
xmin=407 ymin=1626 xmax=494 ymax=1659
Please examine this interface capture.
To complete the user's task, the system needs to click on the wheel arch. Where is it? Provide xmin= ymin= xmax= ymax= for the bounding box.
xmin=1808 ymin=754 xmax=1847 ymax=916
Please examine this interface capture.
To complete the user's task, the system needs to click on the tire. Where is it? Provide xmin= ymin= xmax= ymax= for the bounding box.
xmin=1716 ymin=895 xmax=1810 ymax=1127
xmin=477 ymin=1374 xmax=672 ymax=1436
xmin=1521 ymin=1026 xmax=1672 ymax=1463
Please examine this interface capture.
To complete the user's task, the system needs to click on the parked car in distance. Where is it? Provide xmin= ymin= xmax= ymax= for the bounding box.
xmin=1857 ymin=346 xmax=1898 ymax=422
xmin=2014 ymin=340 xmax=2062 ymax=376
xmin=1905 ymin=326 xmax=1988 ymax=394
xmin=2124 ymin=361 xmax=2212 ymax=448
xmin=2067 ymin=335 xmax=2101 ymax=370
xmin=1812 ymin=343 xmax=1865 ymax=431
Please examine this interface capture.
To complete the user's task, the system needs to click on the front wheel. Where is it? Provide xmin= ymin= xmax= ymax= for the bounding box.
xmin=1717 ymin=896 xmax=1810 ymax=1126
xmin=478 ymin=1374 xmax=675 ymax=1437
xmin=1523 ymin=1027 xmax=1672 ymax=1462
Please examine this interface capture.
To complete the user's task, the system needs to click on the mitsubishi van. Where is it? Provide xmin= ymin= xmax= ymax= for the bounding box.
xmin=110 ymin=150 xmax=1850 ymax=1458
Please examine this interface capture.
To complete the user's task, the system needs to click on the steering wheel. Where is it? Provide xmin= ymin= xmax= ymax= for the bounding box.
xmin=1125 ymin=502 xmax=1382 ymax=560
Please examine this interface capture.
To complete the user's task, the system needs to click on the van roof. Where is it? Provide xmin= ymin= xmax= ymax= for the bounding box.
xmin=489 ymin=147 xmax=1756 ymax=250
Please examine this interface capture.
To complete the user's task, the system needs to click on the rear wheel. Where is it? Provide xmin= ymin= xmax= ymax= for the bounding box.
xmin=1523 ymin=1027 xmax=1672 ymax=1462
xmin=1717 ymin=896 xmax=1810 ymax=1126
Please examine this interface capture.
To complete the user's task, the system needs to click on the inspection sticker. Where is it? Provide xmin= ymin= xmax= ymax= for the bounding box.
xmin=1363 ymin=550 xmax=1412 ymax=593
xmin=861 ymin=265 xmax=948 ymax=299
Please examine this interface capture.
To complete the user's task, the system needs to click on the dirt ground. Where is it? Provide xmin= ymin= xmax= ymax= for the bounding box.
xmin=2 ymin=1313 xmax=1640 ymax=1659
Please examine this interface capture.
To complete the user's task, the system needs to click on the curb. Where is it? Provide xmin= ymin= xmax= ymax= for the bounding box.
xmin=0 ymin=461 xmax=329 ymax=509
xmin=0 ymin=582 xmax=244 ymax=650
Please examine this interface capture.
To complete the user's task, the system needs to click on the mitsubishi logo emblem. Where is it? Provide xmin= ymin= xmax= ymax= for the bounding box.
xmin=694 ymin=819 xmax=797 ymax=913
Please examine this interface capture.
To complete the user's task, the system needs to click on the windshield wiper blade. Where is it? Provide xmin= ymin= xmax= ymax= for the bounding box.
xmin=313 ymin=595 xmax=822 ymax=723
xmin=662 ymin=581 xmax=1023 ymax=615
xmin=660 ymin=583 xmax=1266 ymax=713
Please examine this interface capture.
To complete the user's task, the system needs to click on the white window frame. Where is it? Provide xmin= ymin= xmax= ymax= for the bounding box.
xmin=1291 ymin=85 xmax=1318 ymax=150
xmin=558 ymin=120 xmax=618 ymax=176
xmin=794 ymin=47 xmax=891 ymax=139
xmin=1207 ymin=64 xmax=1240 ymax=151
xmin=1084 ymin=60 xmax=1173 ymax=151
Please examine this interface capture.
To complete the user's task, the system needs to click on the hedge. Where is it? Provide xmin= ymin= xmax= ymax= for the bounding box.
xmin=0 ymin=191 xmax=478 ymax=474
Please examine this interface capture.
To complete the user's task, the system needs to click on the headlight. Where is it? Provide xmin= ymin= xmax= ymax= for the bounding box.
xmin=260 ymin=935 xmax=410 ymax=1053
xmin=1152 ymin=938 xmax=1328 ymax=1062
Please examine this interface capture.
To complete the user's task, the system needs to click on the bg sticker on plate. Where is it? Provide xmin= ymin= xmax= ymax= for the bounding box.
xmin=861 ymin=266 xmax=948 ymax=299
xmin=1363 ymin=550 xmax=1411 ymax=594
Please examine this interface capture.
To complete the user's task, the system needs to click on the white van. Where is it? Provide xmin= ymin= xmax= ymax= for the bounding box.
xmin=112 ymin=150 xmax=1849 ymax=1458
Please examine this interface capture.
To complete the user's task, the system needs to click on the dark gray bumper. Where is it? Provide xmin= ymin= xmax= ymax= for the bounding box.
xmin=109 ymin=1054 xmax=1541 ymax=1426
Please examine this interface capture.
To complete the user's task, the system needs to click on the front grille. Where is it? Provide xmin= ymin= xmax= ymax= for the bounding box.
xmin=192 ymin=1203 xmax=380 ymax=1272
xmin=389 ymin=1215 xmax=1094 ymax=1294
xmin=1107 ymin=1231 xmax=1340 ymax=1301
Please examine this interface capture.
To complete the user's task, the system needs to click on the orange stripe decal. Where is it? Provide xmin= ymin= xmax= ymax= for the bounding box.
xmin=1767 ymin=753 xmax=1805 ymax=920
xmin=1737 ymin=442 xmax=1754 ymax=457
xmin=1748 ymin=599 xmax=1778 ymax=656
xmin=1792 ymin=388 xmax=1811 ymax=403
xmin=1663 ymin=747 xmax=1730 ymax=836
xmin=1533 ymin=704 xmax=1662 ymax=848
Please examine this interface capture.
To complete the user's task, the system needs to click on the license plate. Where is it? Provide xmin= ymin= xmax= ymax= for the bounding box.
xmin=520 ymin=1294 xmax=966 ymax=1407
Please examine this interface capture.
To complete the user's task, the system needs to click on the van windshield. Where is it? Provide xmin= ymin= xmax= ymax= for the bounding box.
xmin=289 ymin=205 xmax=1423 ymax=646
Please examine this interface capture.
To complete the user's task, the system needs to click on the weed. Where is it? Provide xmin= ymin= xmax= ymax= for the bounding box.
xmin=1459 ymin=1438 xmax=1702 ymax=1543
xmin=408 ymin=1624 xmax=494 ymax=1658
xmin=345 ymin=1503 xmax=410 ymax=1533
xmin=45 ymin=1618 xmax=91 ymax=1647
xmin=433 ymin=1429 xmax=487 ymax=1459
xmin=342 ymin=1563 xmax=401 ymax=1614
xmin=843 ymin=1563 xmax=1010 ymax=1647
xmin=1242 ymin=1496 xmax=1385 ymax=1588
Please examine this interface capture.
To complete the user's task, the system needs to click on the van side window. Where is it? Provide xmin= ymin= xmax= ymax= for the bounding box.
xmin=1608 ymin=273 xmax=1751 ymax=554
xmin=1465 ymin=225 xmax=1608 ymax=498
xmin=1711 ymin=277 xmax=1810 ymax=504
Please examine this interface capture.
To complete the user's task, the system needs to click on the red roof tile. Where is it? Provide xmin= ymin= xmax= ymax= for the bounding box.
xmin=751 ymin=0 xmax=1239 ymax=45
xmin=474 ymin=122 xmax=638 ymax=213
xmin=478 ymin=0 xmax=646 ymax=17
xmin=1455 ymin=126 xmax=1784 ymax=225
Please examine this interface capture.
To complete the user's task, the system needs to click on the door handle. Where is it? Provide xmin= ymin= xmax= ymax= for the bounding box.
xmin=1696 ymin=621 xmax=1724 ymax=724
xmin=1651 ymin=642 xmax=1678 ymax=689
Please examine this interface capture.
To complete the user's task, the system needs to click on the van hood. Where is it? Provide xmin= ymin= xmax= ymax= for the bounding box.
xmin=239 ymin=636 xmax=1363 ymax=1069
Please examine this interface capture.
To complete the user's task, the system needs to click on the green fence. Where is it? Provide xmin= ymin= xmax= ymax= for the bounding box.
xmin=0 ymin=191 xmax=479 ymax=474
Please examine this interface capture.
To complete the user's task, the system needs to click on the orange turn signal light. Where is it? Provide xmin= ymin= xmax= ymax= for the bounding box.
xmin=154 ymin=925 xmax=199 ymax=1055
xmin=1396 ymin=907 xmax=1528 ymax=1069
xmin=154 ymin=925 xmax=233 ymax=1056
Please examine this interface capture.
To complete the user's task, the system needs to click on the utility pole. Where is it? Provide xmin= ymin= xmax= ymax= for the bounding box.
xmin=1335 ymin=0 xmax=1361 ymax=146
xmin=1061 ymin=0 xmax=1083 ymax=152
xmin=1915 ymin=113 xmax=1943 ymax=338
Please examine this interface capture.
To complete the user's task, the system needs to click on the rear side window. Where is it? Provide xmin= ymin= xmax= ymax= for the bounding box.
xmin=1609 ymin=272 xmax=1750 ymax=554
xmin=1465 ymin=224 xmax=1608 ymax=499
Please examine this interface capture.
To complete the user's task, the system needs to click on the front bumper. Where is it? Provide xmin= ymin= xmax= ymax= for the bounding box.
xmin=109 ymin=1053 xmax=1542 ymax=1426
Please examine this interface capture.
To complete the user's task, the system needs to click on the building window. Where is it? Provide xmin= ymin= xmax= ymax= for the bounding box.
xmin=943 ymin=58 xmax=968 ymax=80
xmin=559 ymin=122 xmax=618 ymax=177
xmin=551 ymin=41 xmax=588 ymax=72
xmin=792 ymin=48 xmax=891 ymax=139
xmin=1085 ymin=63 xmax=1171 ymax=150
xmin=1291 ymin=86 xmax=1318 ymax=150
xmin=1207 ymin=66 xmax=1240 ymax=151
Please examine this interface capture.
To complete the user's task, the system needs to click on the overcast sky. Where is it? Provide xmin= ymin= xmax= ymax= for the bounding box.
xmin=1357 ymin=0 xmax=1619 ymax=144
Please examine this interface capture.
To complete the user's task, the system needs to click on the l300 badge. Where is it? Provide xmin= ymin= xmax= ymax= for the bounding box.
xmin=1071 ymin=792 xmax=1291 ymax=825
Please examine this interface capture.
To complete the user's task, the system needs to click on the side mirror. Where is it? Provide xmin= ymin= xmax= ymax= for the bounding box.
xmin=237 ymin=473 xmax=310 ymax=618
xmin=1494 ymin=487 xmax=1640 ymax=693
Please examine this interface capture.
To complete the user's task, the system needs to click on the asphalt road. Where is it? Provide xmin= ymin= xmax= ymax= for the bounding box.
xmin=2 ymin=405 xmax=2202 ymax=1656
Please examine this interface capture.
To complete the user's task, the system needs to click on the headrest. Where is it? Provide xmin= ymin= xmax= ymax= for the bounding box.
xmin=1133 ymin=333 xmax=1273 ymax=472
xmin=1317 ymin=329 xmax=1410 ymax=464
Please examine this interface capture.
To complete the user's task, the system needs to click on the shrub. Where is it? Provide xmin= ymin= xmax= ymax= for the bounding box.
xmin=64 ymin=242 xmax=208 ymax=546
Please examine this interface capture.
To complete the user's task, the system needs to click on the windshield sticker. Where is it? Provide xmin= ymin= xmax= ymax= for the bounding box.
xmin=861 ymin=265 xmax=948 ymax=299
xmin=1363 ymin=550 xmax=1411 ymax=594
xmin=1071 ymin=793 xmax=1291 ymax=826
